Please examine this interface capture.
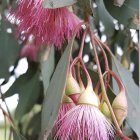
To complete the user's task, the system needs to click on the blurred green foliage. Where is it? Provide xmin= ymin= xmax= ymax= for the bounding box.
xmin=0 ymin=0 xmax=139 ymax=140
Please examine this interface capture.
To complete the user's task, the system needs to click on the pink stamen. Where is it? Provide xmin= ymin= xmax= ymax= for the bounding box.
xmin=54 ymin=105 xmax=114 ymax=140
xmin=9 ymin=0 xmax=81 ymax=48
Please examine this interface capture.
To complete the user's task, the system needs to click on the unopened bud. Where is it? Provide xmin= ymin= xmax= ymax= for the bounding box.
xmin=101 ymin=102 xmax=112 ymax=121
xmin=62 ymin=94 xmax=73 ymax=103
xmin=65 ymin=73 xmax=81 ymax=103
xmin=78 ymin=84 xmax=100 ymax=107
xmin=112 ymin=92 xmax=128 ymax=126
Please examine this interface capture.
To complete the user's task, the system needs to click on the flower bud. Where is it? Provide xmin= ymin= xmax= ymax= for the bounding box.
xmin=62 ymin=94 xmax=73 ymax=103
xmin=101 ymin=102 xmax=112 ymax=121
xmin=79 ymin=79 xmax=85 ymax=93
xmin=65 ymin=73 xmax=81 ymax=103
xmin=112 ymin=92 xmax=128 ymax=126
xmin=78 ymin=84 xmax=100 ymax=107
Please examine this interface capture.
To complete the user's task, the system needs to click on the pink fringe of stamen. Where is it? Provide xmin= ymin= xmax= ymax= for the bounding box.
xmin=54 ymin=105 xmax=114 ymax=140
xmin=8 ymin=0 xmax=81 ymax=48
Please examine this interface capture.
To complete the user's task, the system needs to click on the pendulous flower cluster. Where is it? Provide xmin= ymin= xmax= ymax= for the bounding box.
xmin=46 ymin=62 xmax=116 ymax=140
xmin=9 ymin=0 xmax=81 ymax=48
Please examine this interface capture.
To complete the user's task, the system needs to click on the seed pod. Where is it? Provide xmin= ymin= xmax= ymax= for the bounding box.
xmin=112 ymin=92 xmax=128 ymax=126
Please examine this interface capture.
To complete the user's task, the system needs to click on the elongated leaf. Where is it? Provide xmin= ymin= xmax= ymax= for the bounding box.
xmin=0 ymin=15 xmax=19 ymax=79
xmin=131 ymin=50 xmax=139 ymax=85
xmin=12 ymin=128 xmax=27 ymax=140
xmin=1 ymin=0 xmax=9 ymax=8
xmin=104 ymin=0 xmax=139 ymax=29
xmin=77 ymin=0 xmax=92 ymax=15
xmin=41 ymin=39 xmax=74 ymax=138
xmin=5 ymin=63 xmax=43 ymax=119
xmin=111 ymin=55 xmax=140 ymax=138
xmin=41 ymin=47 xmax=55 ymax=95
xmin=94 ymin=0 xmax=115 ymax=38
xmin=43 ymin=0 xmax=77 ymax=8
xmin=26 ymin=112 xmax=41 ymax=140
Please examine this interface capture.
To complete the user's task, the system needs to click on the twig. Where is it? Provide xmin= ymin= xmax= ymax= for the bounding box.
xmin=89 ymin=28 xmax=131 ymax=140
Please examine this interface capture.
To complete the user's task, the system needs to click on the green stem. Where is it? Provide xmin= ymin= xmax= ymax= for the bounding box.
xmin=4 ymin=110 xmax=7 ymax=140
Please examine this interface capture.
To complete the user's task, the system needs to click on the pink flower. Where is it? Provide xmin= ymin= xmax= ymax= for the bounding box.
xmin=52 ymin=102 xmax=75 ymax=136
xmin=9 ymin=0 xmax=81 ymax=48
xmin=54 ymin=105 xmax=114 ymax=140
xmin=20 ymin=43 xmax=38 ymax=61
xmin=56 ymin=102 xmax=75 ymax=121
xmin=52 ymin=95 xmax=75 ymax=136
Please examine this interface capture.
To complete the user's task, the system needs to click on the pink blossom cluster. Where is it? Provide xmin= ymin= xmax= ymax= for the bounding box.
xmin=53 ymin=104 xmax=114 ymax=140
xmin=10 ymin=0 xmax=81 ymax=48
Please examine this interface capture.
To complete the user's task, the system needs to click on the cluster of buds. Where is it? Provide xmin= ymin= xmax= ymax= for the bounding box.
xmin=49 ymin=28 xmax=128 ymax=139
xmin=52 ymin=71 xmax=112 ymax=139
xmin=51 ymin=63 xmax=128 ymax=140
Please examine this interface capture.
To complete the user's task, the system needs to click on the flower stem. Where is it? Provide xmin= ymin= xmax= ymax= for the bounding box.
xmin=89 ymin=28 xmax=131 ymax=140
xmin=0 ymin=88 xmax=16 ymax=129
xmin=78 ymin=29 xmax=87 ymax=58
xmin=104 ymin=70 xmax=125 ymax=94
xmin=94 ymin=35 xmax=114 ymax=57
xmin=95 ymin=39 xmax=109 ymax=71
xmin=94 ymin=37 xmax=111 ymax=86
xmin=0 ymin=105 xmax=16 ymax=129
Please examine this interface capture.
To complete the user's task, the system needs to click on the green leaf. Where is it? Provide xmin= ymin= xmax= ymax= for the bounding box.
xmin=41 ymin=47 xmax=55 ymax=95
xmin=5 ymin=63 xmax=43 ymax=120
xmin=104 ymin=0 xmax=139 ymax=29
xmin=77 ymin=0 xmax=92 ymax=15
xmin=0 ymin=15 xmax=19 ymax=79
xmin=94 ymin=0 xmax=115 ymax=38
xmin=111 ymin=55 xmax=140 ymax=138
xmin=26 ymin=112 xmax=41 ymax=140
xmin=131 ymin=50 xmax=139 ymax=85
xmin=42 ymin=0 xmax=77 ymax=8
xmin=12 ymin=128 xmax=27 ymax=140
xmin=41 ymin=39 xmax=74 ymax=138
xmin=15 ymin=65 xmax=42 ymax=120
xmin=1 ymin=0 xmax=9 ymax=9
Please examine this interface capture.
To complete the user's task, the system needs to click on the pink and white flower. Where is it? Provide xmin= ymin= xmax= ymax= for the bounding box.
xmin=9 ymin=0 xmax=81 ymax=48
xmin=54 ymin=105 xmax=114 ymax=140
